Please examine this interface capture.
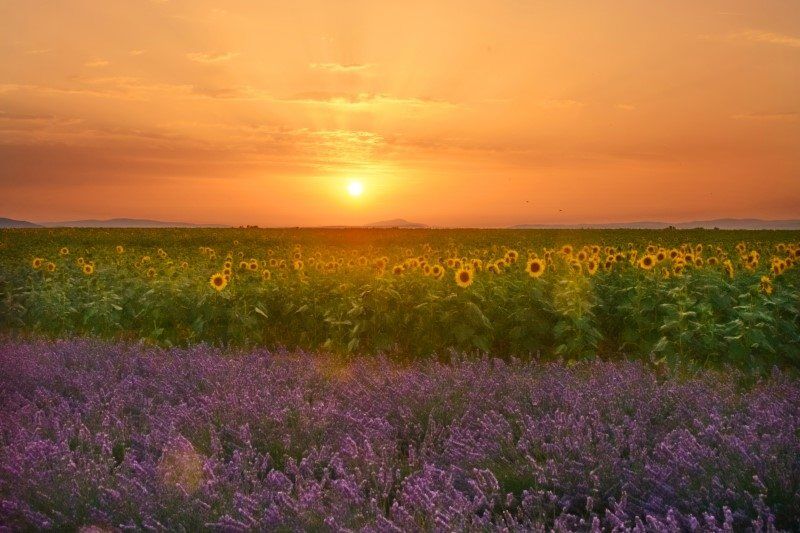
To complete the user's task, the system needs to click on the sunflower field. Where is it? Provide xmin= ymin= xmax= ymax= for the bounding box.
xmin=1 ymin=228 xmax=798 ymax=372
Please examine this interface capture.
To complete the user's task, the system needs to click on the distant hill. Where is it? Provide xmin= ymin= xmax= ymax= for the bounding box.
xmin=364 ymin=218 xmax=429 ymax=228
xmin=39 ymin=218 xmax=229 ymax=228
xmin=0 ymin=217 xmax=42 ymax=228
xmin=511 ymin=219 xmax=800 ymax=230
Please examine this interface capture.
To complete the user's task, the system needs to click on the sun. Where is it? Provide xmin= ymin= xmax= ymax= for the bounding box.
xmin=347 ymin=180 xmax=364 ymax=197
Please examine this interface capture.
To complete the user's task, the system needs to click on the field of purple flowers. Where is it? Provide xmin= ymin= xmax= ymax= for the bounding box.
xmin=1 ymin=339 xmax=799 ymax=531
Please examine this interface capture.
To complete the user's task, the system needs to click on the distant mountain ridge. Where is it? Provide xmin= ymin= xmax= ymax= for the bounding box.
xmin=511 ymin=219 xmax=800 ymax=230
xmin=2 ymin=216 xmax=798 ymax=230
xmin=39 ymin=218 xmax=229 ymax=228
xmin=0 ymin=217 xmax=42 ymax=228
xmin=364 ymin=218 xmax=429 ymax=228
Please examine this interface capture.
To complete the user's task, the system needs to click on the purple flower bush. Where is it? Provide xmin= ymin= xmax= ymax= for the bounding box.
xmin=1 ymin=339 xmax=799 ymax=531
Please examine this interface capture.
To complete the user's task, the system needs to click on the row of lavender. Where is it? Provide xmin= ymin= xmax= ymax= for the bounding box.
xmin=1 ymin=340 xmax=799 ymax=531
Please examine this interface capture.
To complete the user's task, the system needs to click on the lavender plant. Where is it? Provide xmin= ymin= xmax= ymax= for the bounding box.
xmin=1 ymin=339 xmax=798 ymax=531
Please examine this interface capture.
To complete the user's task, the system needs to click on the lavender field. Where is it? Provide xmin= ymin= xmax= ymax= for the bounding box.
xmin=1 ymin=339 xmax=798 ymax=531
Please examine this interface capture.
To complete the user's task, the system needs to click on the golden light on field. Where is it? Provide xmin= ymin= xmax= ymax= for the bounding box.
xmin=0 ymin=1 xmax=798 ymax=226
xmin=347 ymin=181 xmax=365 ymax=198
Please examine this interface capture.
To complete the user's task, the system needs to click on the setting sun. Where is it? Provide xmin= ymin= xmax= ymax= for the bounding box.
xmin=347 ymin=181 xmax=364 ymax=197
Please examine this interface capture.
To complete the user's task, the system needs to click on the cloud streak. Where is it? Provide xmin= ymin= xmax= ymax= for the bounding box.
xmin=186 ymin=51 xmax=239 ymax=63
xmin=309 ymin=62 xmax=375 ymax=73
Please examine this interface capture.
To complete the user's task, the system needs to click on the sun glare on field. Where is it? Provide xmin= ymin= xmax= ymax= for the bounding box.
xmin=347 ymin=181 xmax=364 ymax=197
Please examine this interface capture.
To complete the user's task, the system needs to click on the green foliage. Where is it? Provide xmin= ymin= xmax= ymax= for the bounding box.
xmin=0 ymin=227 xmax=798 ymax=372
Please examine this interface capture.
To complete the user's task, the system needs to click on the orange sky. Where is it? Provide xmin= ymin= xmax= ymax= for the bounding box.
xmin=1 ymin=0 xmax=798 ymax=227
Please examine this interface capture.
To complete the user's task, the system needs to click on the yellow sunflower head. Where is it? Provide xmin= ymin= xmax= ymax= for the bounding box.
xmin=209 ymin=273 xmax=227 ymax=291
xmin=116 ymin=245 xmax=125 ymax=254
xmin=526 ymin=258 xmax=545 ymax=278
xmin=639 ymin=255 xmax=656 ymax=270
xmin=760 ymin=275 xmax=773 ymax=295
xmin=83 ymin=264 xmax=94 ymax=275
xmin=31 ymin=257 xmax=43 ymax=269
xmin=455 ymin=268 xmax=474 ymax=288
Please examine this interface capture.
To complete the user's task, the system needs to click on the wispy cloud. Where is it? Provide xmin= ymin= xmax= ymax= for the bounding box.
xmin=309 ymin=62 xmax=375 ymax=73
xmin=186 ymin=51 xmax=239 ymax=63
xmin=704 ymin=29 xmax=800 ymax=48
xmin=615 ymin=103 xmax=636 ymax=111
xmin=732 ymin=111 xmax=798 ymax=121
xmin=129 ymin=49 xmax=146 ymax=56
xmin=736 ymin=29 xmax=800 ymax=48
xmin=539 ymin=99 xmax=585 ymax=110
xmin=284 ymin=92 xmax=457 ymax=109
xmin=0 ymin=78 xmax=274 ymax=102
xmin=84 ymin=59 xmax=110 ymax=68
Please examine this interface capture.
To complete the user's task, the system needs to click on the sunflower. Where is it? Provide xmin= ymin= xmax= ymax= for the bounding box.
xmin=146 ymin=267 xmax=156 ymax=278
xmin=292 ymin=260 xmax=304 ymax=271
xmin=45 ymin=262 xmax=56 ymax=272
xmin=239 ymin=261 xmax=249 ymax=270
xmin=431 ymin=264 xmax=444 ymax=279
xmin=569 ymin=260 xmax=582 ymax=274
xmin=637 ymin=255 xmax=655 ymax=270
xmin=656 ymin=250 xmax=666 ymax=262
xmin=209 ymin=273 xmax=227 ymax=291
xmin=392 ymin=265 xmax=404 ymax=275
xmin=82 ymin=264 xmax=94 ymax=275
xmin=586 ymin=259 xmax=598 ymax=276
xmin=455 ymin=268 xmax=474 ymax=288
xmin=576 ymin=250 xmax=588 ymax=262
xmin=180 ymin=261 xmax=189 ymax=269
xmin=673 ymin=264 xmax=684 ymax=276
xmin=760 ymin=275 xmax=773 ymax=295
xmin=77 ymin=257 xmax=85 ymax=265
xmin=249 ymin=259 xmax=259 ymax=271
xmin=31 ymin=257 xmax=44 ymax=269
xmin=116 ymin=245 xmax=125 ymax=254
xmin=526 ymin=258 xmax=545 ymax=278
xmin=261 ymin=269 xmax=272 ymax=280
xmin=722 ymin=260 xmax=734 ymax=279
xmin=561 ymin=245 xmax=573 ymax=256
xmin=59 ymin=247 xmax=69 ymax=256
